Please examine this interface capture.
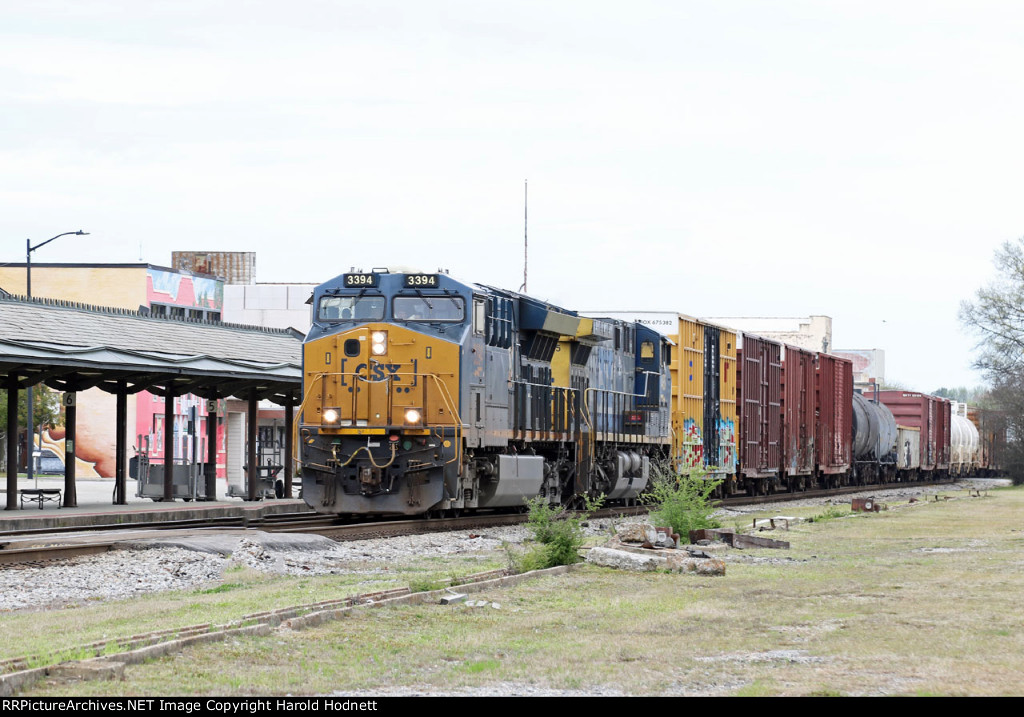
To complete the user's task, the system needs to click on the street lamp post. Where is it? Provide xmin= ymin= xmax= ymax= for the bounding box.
xmin=25 ymin=230 xmax=89 ymax=484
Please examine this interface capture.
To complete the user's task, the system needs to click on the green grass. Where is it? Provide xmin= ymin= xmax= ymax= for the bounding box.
xmin=10 ymin=485 xmax=1024 ymax=696
xmin=807 ymin=505 xmax=852 ymax=522
xmin=0 ymin=555 xmax=506 ymax=668
xmin=736 ymin=680 xmax=776 ymax=697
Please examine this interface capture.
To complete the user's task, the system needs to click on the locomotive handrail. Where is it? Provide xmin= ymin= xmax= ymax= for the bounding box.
xmin=509 ymin=379 xmax=579 ymax=435
xmin=292 ymin=372 xmax=328 ymax=467
xmin=580 ymin=385 xmax=650 ymax=429
xmin=384 ymin=370 xmax=464 ymax=473
xmin=581 ymin=384 xmax=655 ymax=463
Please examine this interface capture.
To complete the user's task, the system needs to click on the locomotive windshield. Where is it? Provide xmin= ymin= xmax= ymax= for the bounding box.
xmin=318 ymin=294 xmax=385 ymax=321
xmin=393 ymin=295 xmax=465 ymax=322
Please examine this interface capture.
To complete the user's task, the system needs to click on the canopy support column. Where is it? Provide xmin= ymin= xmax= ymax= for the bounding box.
xmin=5 ymin=377 xmax=18 ymax=510
xmin=114 ymin=386 xmax=127 ymax=505
xmin=247 ymin=388 xmax=258 ymax=502
xmin=63 ymin=394 xmax=77 ymax=507
xmin=284 ymin=399 xmax=294 ymax=499
xmin=163 ymin=390 xmax=175 ymax=502
xmin=205 ymin=400 xmax=218 ymax=501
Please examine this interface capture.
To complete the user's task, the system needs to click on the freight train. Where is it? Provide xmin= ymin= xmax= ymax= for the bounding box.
xmin=297 ymin=269 xmax=996 ymax=516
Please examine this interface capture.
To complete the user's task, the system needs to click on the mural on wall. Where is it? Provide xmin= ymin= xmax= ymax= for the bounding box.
xmin=147 ymin=268 xmax=223 ymax=310
xmin=37 ymin=430 xmax=101 ymax=478
xmin=44 ymin=389 xmax=120 ymax=478
xmin=139 ymin=268 xmax=227 ymax=476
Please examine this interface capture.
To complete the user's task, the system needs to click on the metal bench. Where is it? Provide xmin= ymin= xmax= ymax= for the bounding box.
xmin=19 ymin=488 xmax=62 ymax=510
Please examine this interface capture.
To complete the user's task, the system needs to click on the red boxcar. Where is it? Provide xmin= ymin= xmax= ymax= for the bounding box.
xmin=781 ymin=345 xmax=816 ymax=484
xmin=816 ymin=353 xmax=853 ymax=479
xmin=736 ymin=334 xmax=782 ymax=485
xmin=968 ymin=406 xmax=1006 ymax=476
xmin=874 ymin=391 xmax=951 ymax=473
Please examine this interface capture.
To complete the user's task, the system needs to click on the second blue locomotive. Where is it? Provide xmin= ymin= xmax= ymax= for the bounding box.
xmin=299 ymin=269 xmax=671 ymax=515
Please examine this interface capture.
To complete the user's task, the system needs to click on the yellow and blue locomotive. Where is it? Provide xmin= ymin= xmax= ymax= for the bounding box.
xmin=299 ymin=269 xmax=671 ymax=516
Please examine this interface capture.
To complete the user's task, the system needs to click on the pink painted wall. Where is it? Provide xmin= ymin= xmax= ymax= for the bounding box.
xmin=137 ymin=267 xmax=227 ymax=478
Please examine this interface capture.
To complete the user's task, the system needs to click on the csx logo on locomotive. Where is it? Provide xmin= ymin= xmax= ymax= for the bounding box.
xmin=337 ymin=359 xmax=419 ymax=393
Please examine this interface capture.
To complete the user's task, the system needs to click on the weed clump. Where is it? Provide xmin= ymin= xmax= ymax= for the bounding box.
xmin=807 ymin=505 xmax=850 ymax=523
xmin=643 ymin=465 xmax=721 ymax=538
xmin=408 ymin=577 xmax=444 ymax=593
xmin=511 ymin=495 xmax=602 ymax=571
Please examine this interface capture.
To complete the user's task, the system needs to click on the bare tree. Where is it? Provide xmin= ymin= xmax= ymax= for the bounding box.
xmin=960 ymin=237 xmax=1024 ymax=374
xmin=961 ymin=237 xmax=1024 ymax=483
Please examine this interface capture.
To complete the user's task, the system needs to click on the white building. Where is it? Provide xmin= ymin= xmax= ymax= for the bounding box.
xmin=700 ymin=315 xmax=833 ymax=354
xmin=222 ymin=283 xmax=315 ymax=334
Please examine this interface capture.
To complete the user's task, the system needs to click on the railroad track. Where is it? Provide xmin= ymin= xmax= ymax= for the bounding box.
xmin=720 ymin=480 xmax=952 ymax=506
xmin=0 ymin=479 xmax=965 ymax=567
xmin=0 ymin=509 xmax=329 ymax=538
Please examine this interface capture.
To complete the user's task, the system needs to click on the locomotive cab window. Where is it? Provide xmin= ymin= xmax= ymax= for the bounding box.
xmin=318 ymin=295 xmax=385 ymax=322
xmin=393 ymin=295 xmax=465 ymax=322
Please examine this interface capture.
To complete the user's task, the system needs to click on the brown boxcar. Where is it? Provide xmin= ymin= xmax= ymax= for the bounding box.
xmin=967 ymin=406 xmax=1006 ymax=476
xmin=873 ymin=391 xmax=951 ymax=473
xmin=936 ymin=398 xmax=951 ymax=471
xmin=736 ymin=334 xmax=782 ymax=487
xmin=815 ymin=353 xmax=853 ymax=481
xmin=780 ymin=345 xmax=816 ymax=486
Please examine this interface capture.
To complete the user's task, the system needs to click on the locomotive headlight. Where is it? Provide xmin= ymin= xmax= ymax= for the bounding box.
xmin=371 ymin=331 xmax=388 ymax=355
xmin=322 ymin=408 xmax=341 ymax=425
xmin=404 ymin=408 xmax=422 ymax=425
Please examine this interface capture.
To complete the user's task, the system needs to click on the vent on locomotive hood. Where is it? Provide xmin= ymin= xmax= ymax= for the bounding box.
xmin=519 ymin=298 xmax=582 ymax=362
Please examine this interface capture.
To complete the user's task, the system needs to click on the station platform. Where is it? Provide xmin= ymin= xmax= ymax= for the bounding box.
xmin=0 ymin=477 xmax=310 ymax=534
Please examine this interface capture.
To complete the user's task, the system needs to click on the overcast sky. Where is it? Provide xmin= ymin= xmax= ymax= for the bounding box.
xmin=2 ymin=1 xmax=1020 ymax=392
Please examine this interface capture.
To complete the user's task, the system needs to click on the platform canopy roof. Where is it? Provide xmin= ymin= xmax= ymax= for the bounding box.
xmin=0 ymin=296 xmax=302 ymax=404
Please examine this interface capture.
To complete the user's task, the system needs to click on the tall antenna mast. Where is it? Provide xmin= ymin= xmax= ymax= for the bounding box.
xmin=521 ymin=179 xmax=528 ymax=293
